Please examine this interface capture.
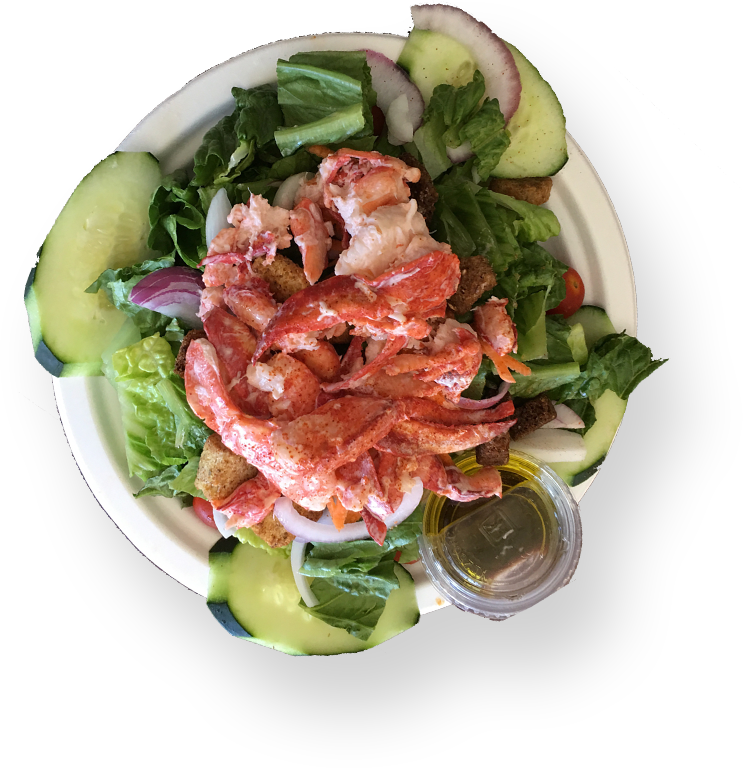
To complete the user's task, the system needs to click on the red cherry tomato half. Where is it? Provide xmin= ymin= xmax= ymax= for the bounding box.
xmin=547 ymin=267 xmax=585 ymax=318
xmin=192 ymin=496 xmax=218 ymax=529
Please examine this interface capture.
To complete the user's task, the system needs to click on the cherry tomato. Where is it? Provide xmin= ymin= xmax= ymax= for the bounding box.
xmin=192 ymin=496 xmax=218 ymax=529
xmin=547 ymin=267 xmax=585 ymax=318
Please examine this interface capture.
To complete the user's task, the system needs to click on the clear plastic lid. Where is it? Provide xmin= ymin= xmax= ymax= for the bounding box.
xmin=418 ymin=451 xmax=582 ymax=620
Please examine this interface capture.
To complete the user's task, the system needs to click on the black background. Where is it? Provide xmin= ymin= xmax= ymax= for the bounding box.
xmin=5 ymin=5 xmax=736 ymax=690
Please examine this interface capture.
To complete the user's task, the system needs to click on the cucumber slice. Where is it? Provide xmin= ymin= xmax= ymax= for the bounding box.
xmin=566 ymin=305 xmax=617 ymax=352
xmin=549 ymin=390 xmax=627 ymax=486
xmin=207 ymin=539 xmax=420 ymax=655
xmin=492 ymin=43 xmax=568 ymax=178
xmin=25 ymin=152 xmax=162 ymax=376
xmin=397 ymin=28 xmax=479 ymax=104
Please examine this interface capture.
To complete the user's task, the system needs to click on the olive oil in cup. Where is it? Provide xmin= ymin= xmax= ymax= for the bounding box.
xmin=419 ymin=451 xmax=582 ymax=620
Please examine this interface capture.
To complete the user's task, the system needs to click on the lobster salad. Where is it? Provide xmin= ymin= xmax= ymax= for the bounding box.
xmin=28 ymin=5 xmax=665 ymax=644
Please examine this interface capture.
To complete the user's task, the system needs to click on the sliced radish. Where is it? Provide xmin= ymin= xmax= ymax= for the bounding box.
xmin=543 ymin=403 xmax=586 ymax=430
xmin=411 ymin=4 xmax=521 ymax=122
xmin=511 ymin=429 xmax=587 ymax=464
xmin=364 ymin=49 xmax=424 ymax=144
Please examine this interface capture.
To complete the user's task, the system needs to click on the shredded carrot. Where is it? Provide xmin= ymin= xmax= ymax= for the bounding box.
xmin=481 ymin=341 xmax=531 ymax=382
xmin=503 ymin=354 xmax=531 ymax=377
xmin=327 ymin=496 xmax=349 ymax=531
xmin=491 ymin=353 xmax=516 ymax=383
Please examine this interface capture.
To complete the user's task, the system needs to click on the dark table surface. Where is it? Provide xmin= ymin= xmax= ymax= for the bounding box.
xmin=5 ymin=6 xmax=733 ymax=682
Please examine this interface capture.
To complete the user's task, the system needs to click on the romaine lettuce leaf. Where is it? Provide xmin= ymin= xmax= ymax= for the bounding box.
xmin=294 ymin=505 xmax=424 ymax=639
xmin=112 ymin=334 xmax=211 ymax=481
xmin=550 ymin=333 xmax=667 ymax=403
xmin=147 ymin=170 xmax=206 ymax=268
xmin=413 ymin=71 xmax=510 ymax=179
xmin=193 ymin=85 xmax=283 ymax=187
xmin=486 ymin=191 xmax=561 ymax=243
xmin=274 ymin=51 xmax=376 ymax=156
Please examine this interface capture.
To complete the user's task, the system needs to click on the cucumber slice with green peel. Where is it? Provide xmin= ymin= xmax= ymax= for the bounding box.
xmin=25 ymin=152 xmax=162 ymax=376
xmin=492 ymin=43 xmax=568 ymax=178
xmin=397 ymin=28 xmax=478 ymax=104
xmin=567 ymin=305 xmax=617 ymax=352
xmin=207 ymin=539 xmax=420 ymax=655
xmin=549 ymin=390 xmax=627 ymax=486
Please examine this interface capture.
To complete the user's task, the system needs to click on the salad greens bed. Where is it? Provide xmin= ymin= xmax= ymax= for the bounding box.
xmin=83 ymin=48 xmax=664 ymax=638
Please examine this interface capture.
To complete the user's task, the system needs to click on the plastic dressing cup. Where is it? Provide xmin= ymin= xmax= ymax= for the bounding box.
xmin=418 ymin=451 xmax=582 ymax=620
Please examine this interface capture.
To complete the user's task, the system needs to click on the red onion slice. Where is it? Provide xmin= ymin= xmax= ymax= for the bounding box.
xmin=446 ymin=141 xmax=474 ymax=164
xmin=457 ymin=381 xmax=511 ymax=409
xmin=290 ymin=540 xmax=319 ymax=607
xmin=212 ymin=508 xmax=238 ymax=539
xmin=364 ymin=49 xmax=425 ymax=144
xmin=129 ymin=266 xmax=204 ymax=328
xmin=274 ymin=172 xmax=313 ymax=210
xmin=205 ymin=187 xmax=232 ymax=247
xmin=411 ymin=4 xmax=521 ymax=122
xmin=273 ymin=497 xmax=372 ymax=543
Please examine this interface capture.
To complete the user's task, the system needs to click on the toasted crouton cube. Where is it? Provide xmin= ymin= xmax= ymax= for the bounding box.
xmin=488 ymin=177 xmax=553 ymax=206
xmin=251 ymin=506 xmax=323 ymax=549
xmin=476 ymin=433 xmax=511 ymax=466
xmin=174 ymin=329 xmax=207 ymax=378
xmin=510 ymin=394 xmax=557 ymax=440
xmin=447 ymin=255 xmax=498 ymax=315
xmin=253 ymin=254 xmax=309 ymax=302
xmin=195 ymin=434 xmax=257 ymax=504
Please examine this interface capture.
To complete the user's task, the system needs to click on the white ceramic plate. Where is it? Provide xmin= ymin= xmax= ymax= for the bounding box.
xmin=53 ymin=33 xmax=637 ymax=612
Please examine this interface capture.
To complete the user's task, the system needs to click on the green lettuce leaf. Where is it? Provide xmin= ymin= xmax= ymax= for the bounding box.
xmin=274 ymin=51 xmax=375 ymax=156
xmin=86 ymin=256 xmax=177 ymax=337
xmin=147 ymin=170 xmax=206 ymax=268
xmin=486 ymin=191 xmax=561 ymax=243
xmin=295 ymin=505 xmax=424 ymax=638
xmin=550 ymin=333 xmax=667 ymax=403
xmin=111 ymin=334 xmax=211 ymax=481
xmin=301 ymin=578 xmax=389 ymax=641
xmin=413 ymin=71 xmax=510 ymax=179
xmin=495 ymin=243 xmax=568 ymax=312
xmin=193 ymin=84 xmax=283 ymax=187
xmin=510 ymin=361 xmax=582 ymax=399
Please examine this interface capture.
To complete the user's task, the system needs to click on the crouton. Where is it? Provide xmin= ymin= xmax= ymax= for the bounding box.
xmin=476 ymin=432 xmax=511 ymax=467
xmin=174 ymin=329 xmax=207 ymax=378
xmin=510 ymin=394 xmax=557 ymax=440
xmin=251 ymin=506 xmax=323 ymax=549
xmin=399 ymin=152 xmax=438 ymax=224
xmin=488 ymin=177 xmax=553 ymax=206
xmin=195 ymin=434 xmax=258 ymax=504
xmin=447 ymin=255 xmax=498 ymax=315
xmin=195 ymin=435 xmax=326 ymax=549
xmin=253 ymin=254 xmax=309 ymax=302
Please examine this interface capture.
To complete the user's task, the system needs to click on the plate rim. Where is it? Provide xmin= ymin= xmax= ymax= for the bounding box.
xmin=52 ymin=31 xmax=637 ymax=610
